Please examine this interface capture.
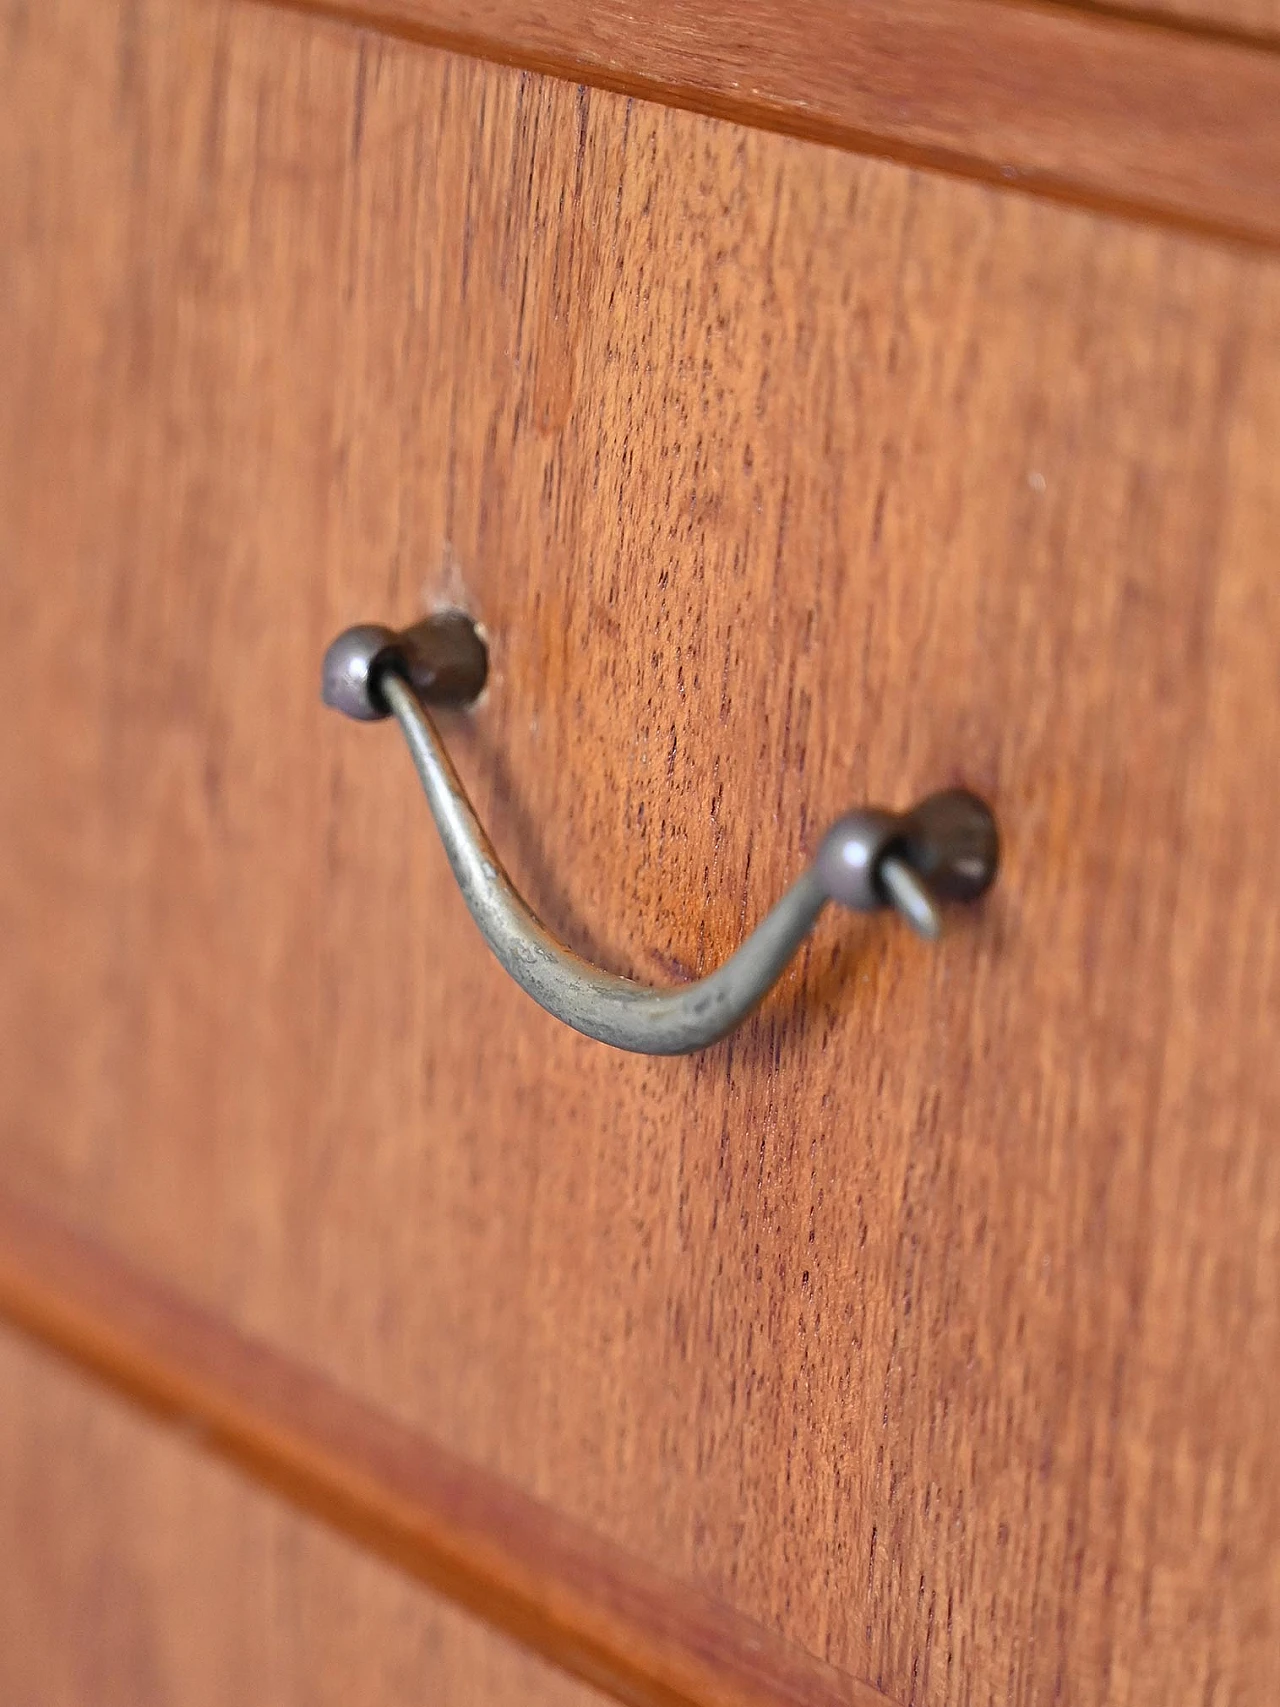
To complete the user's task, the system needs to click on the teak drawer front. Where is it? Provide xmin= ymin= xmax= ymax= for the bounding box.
xmin=0 ymin=1325 xmax=598 ymax=1707
xmin=2 ymin=0 xmax=1278 ymax=1704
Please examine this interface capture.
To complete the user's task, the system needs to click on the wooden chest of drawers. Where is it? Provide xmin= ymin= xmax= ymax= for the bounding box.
xmin=2 ymin=1 xmax=1277 ymax=1703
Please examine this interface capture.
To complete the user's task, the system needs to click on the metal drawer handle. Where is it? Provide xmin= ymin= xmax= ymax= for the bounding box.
xmin=321 ymin=613 xmax=999 ymax=1056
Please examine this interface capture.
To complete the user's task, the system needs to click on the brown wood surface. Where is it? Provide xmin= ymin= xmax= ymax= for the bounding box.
xmin=253 ymin=0 xmax=1280 ymax=247
xmin=0 ymin=1324 xmax=609 ymax=1707
xmin=1073 ymin=0 xmax=1280 ymax=50
xmin=3 ymin=1 xmax=1280 ymax=1705
xmin=0 ymin=1190 xmax=887 ymax=1707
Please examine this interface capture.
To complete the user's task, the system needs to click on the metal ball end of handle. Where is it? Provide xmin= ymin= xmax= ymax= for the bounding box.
xmin=322 ymin=611 xmax=489 ymax=719
xmin=321 ymin=614 xmax=999 ymax=1055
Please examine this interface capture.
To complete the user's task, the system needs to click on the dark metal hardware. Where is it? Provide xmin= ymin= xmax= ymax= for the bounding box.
xmin=321 ymin=612 xmax=999 ymax=1055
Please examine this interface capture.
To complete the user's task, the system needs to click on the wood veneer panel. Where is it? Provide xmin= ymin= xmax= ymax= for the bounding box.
xmin=0 ymin=1194 xmax=889 ymax=1707
xmin=254 ymin=0 xmax=1280 ymax=247
xmin=2 ymin=2 xmax=1278 ymax=1705
xmin=1057 ymin=0 xmax=1280 ymax=53
xmin=0 ymin=1326 xmax=610 ymax=1707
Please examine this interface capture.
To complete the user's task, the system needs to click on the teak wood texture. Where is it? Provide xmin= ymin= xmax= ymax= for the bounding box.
xmin=0 ymin=1191 xmax=886 ymax=1707
xmin=3 ymin=0 xmax=1280 ymax=1705
xmin=261 ymin=0 xmax=1280 ymax=248
xmin=0 ymin=1325 xmax=607 ymax=1707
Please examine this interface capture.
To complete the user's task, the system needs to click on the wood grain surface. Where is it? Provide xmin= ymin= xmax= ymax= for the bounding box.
xmin=253 ymin=0 xmax=1280 ymax=247
xmin=0 ymin=1190 xmax=888 ymax=1707
xmin=1067 ymin=0 xmax=1280 ymax=50
xmin=3 ymin=1 xmax=1279 ymax=1705
xmin=0 ymin=1325 xmax=610 ymax=1707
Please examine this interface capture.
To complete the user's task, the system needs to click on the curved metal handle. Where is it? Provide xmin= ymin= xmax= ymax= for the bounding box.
xmin=321 ymin=614 xmax=999 ymax=1056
